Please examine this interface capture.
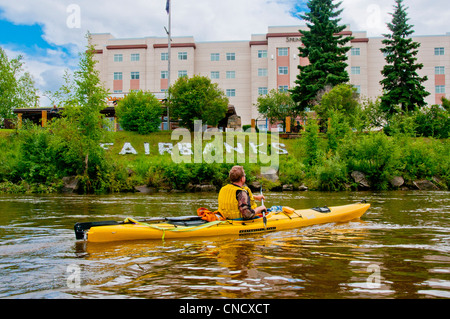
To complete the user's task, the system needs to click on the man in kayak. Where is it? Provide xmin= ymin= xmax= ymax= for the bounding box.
xmin=218 ymin=166 xmax=266 ymax=220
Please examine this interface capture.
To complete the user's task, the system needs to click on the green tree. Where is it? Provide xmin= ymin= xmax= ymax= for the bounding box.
xmin=380 ymin=0 xmax=429 ymax=115
xmin=49 ymin=33 xmax=110 ymax=184
xmin=116 ymin=91 xmax=163 ymax=134
xmin=315 ymin=84 xmax=360 ymax=126
xmin=290 ymin=0 xmax=353 ymax=112
xmin=0 ymin=47 xmax=38 ymax=122
xmin=256 ymin=89 xmax=297 ymax=131
xmin=168 ymin=75 xmax=229 ymax=131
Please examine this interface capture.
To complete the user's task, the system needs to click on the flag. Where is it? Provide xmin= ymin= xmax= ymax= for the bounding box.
xmin=166 ymin=0 xmax=170 ymax=14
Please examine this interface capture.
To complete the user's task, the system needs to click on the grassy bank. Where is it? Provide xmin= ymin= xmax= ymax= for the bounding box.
xmin=0 ymin=128 xmax=449 ymax=194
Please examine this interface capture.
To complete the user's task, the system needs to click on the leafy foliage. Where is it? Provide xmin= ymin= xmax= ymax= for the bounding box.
xmin=168 ymin=75 xmax=229 ymax=130
xmin=0 ymin=47 xmax=38 ymax=122
xmin=256 ymin=89 xmax=297 ymax=131
xmin=290 ymin=0 xmax=353 ymax=112
xmin=116 ymin=91 xmax=163 ymax=134
xmin=380 ymin=0 xmax=429 ymax=114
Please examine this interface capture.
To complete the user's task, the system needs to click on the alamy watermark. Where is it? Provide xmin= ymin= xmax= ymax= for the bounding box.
xmin=366 ymin=264 xmax=382 ymax=289
xmin=66 ymin=264 xmax=81 ymax=290
xmin=66 ymin=4 xmax=81 ymax=29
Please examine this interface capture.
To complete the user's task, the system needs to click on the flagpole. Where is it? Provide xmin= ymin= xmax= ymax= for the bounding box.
xmin=167 ymin=0 xmax=171 ymax=131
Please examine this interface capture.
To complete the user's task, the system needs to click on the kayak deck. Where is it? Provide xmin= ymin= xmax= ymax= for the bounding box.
xmin=82 ymin=202 xmax=370 ymax=243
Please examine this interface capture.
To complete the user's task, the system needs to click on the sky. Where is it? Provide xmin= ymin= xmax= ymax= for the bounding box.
xmin=1 ymin=0 xmax=449 ymax=106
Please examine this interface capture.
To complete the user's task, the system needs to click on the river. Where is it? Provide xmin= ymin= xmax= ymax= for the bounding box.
xmin=0 ymin=190 xmax=449 ymax=299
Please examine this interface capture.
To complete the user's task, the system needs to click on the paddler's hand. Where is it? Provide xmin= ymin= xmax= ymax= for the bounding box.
xmin=254 ymin=194 xmax=265 ymax=201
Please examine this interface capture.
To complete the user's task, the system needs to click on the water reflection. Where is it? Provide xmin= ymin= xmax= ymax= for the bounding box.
xmin=0 ymin=191 xmax=449 ymax=299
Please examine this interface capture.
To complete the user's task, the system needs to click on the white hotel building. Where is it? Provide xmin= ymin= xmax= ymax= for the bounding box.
xmin=91 ymin=25 xmax=450 ymax=127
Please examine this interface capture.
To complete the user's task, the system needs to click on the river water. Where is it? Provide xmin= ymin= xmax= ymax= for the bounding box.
xmin=0 ymin=190 xmax=449 ymax=299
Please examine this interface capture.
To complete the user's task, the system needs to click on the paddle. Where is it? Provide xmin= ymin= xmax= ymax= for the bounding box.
xmin=260 ymin=186 xmax=267 ymax=230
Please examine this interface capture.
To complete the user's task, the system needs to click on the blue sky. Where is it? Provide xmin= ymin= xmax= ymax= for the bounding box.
xmin=0 ymin=0 xmax=449 ymax=106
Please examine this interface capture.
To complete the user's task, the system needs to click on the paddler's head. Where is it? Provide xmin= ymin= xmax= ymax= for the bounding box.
xmin=229 ymin=165 xmax=246 ymax=187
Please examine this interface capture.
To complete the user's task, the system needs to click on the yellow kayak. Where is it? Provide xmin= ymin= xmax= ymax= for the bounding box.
xmin=75 ymin=202 xmax=370 ymax=243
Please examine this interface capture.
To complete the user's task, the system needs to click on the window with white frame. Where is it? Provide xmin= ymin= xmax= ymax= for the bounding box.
xmin=436 ymin=85 xmax=445 ymax=93
xmin=226 ymin=89 xmax=236 ymax=97
xmin=258 ymin=68 xmax=268 ymax=77
xmin=258 ymin=50 xmax=267 ymax=58
xmin=278 ymin=86 xmax=288 ymax=92
xmin=211 ymin=71 xmax=220 ymax=79
xmin=435 ymin=47 xmax=445 ymax=56
xmin=131 ymin=72 xmax=140 ymax=80
xmin=351 ymin=66 xmax=361 ymax=75
xmin=354 ymin=85 xmax=361 ymax=94
xmin=114 ymin=54 xmax=123 ymax=62
xmin=278 ymin=48 xmax=288 ymax=56
xmin=178 ymin=70 xmax=188 ymax=78
xmin=114 ymin=72 xmax=123 ymax=80
xmin=178 ymin=52 xmax=188 ymax=60
xmin=435 ymin=66 xmax=445 ymax=74
xmin=131 ymin=53 xmax=140 ymax=62
xmin=226 ymin=53 xmax=236 ymax=61
xmin=161 ymin=52 xmax=169 ymax=61
xmin=161 ymin=71 xmax=169 ymax=79
xmin=351 ymin=48 xmax=360 ymax=56
xmin=278 ymin=66 xmax=288 ymax=75
xmin=226 ymin=71 xmax=236 ymax=79
xmin=258 ymin=87 xmax=268 ymax=95
xmin=211 ymin=53 xmax=220 ymax=61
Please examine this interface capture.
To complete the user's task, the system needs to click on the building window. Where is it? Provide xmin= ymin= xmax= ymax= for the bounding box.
xmin=278 ymin=86 xmax=288 ymax=92
xmin=114 ymin=90 xmax=122 ymax=93
xmin=131 ymin=53 xmax=140 ymax=62
xmin=211 ymin=53 xmax=220 ymax=61
xmin=114 ymin=54 xmax=123 ymax=62
xmin=435 ymin=66 xmax=445 ymax=75
xmin=351 ymin=48 xmax=361 ymax=56
xmin=226 ymin=89 xmax=236 ymax=97
xmin=258 ymin=50 xmax=267 ymax=58
xmin=353 ymin=85 xmax=361 ymax=94
xmin=351 ymin=66 xmax=361 ymax=75
xmin=114 ymin=72 xmax=123 ymax=80
xmin=211 ymin=71 xmax=220 ymax=79
xmin=258 ymin=87 xmax=268 ymax=95
xmin=226 ymin=53 xmax=236 ymax=61
xmin=161 ymin=52 xmax=169 ymax=61
xmin=178 ymin=52 xmax=188 ymax=60
xmin=226 ymin=71 xmax=236 ymax=79
xmin=278 ymin=66 xmax=288 ymax=75
xmin=161 ymin=71 xmax=169 ymax=79
xmin=131 ymin=72 xmax=140 ymax=80
xmin=258 ymin=68 xmax=268 ymax=77
xmin=435 ymin=47 xmax=445 ymax=56
xmin=436 ymin=85 xmax=445 ymax=93
xmin=178 ymin=70 xmax=188 ymax=78
xmin=278 ymin=48 xmax=288 ymax=56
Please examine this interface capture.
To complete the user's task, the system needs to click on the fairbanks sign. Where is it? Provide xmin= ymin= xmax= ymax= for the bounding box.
xmin=100 ymin=121 xmax=288 ymax=170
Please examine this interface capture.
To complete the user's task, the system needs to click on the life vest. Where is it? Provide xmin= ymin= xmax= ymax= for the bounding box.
xmin=217 ymin=184 xmax=257 ymax=220
xmin=197 ymin=207 xmax=225 ymax=222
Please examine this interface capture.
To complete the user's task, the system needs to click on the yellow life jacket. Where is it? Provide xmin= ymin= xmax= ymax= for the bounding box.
xmin=218 ymin=184 xmax=257 ymax=220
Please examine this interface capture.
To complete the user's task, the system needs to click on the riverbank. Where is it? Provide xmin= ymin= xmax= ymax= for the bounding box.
xmin=0 ymin=129 xmax=448 ymax=194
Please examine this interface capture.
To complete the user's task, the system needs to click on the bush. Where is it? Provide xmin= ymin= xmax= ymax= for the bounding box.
xmin=116 ymin=91 xmax=163 ymax=134
xmin=340 ymin=133 xmax=399 ymax=190
xmin=315 ymin=155 xmax=348 ymax=191
xmin=414 ymin=104 xmax=449 ymax=139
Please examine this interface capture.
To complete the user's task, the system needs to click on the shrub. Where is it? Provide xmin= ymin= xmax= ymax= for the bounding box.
xmin=116 ymin=91 xmax=163 ymax=134
xmin=315 ymin=155 xmax=348 ymax=191
xmin=340 ymin=133 xmax=399 ymax=190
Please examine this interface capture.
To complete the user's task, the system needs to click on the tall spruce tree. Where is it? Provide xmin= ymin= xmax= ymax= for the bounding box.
xmin=290 ymin=0 xmax=353 ymax=112
xmin=380 ymin=0 xmax=429 ymax=114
